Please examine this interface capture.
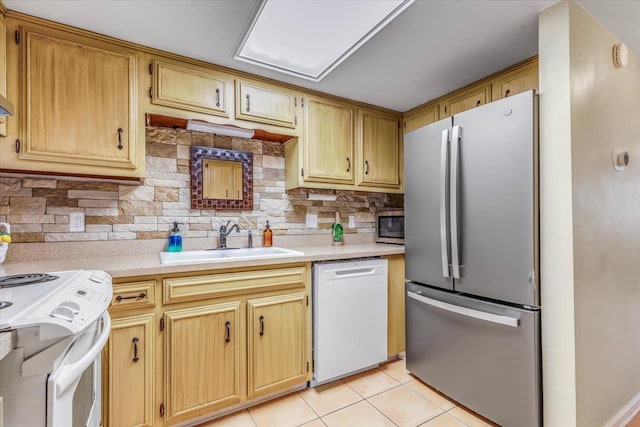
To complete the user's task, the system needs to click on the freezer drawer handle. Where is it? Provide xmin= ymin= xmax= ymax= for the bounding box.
xmin=407 ymin=291 xmax=520 ymax=328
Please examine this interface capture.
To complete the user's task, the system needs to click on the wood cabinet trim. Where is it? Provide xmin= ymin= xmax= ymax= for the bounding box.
xmin=163 ymin=266 xmax=306 ymax=304
xmin=234 ymin=79 xmax=297 ymax=128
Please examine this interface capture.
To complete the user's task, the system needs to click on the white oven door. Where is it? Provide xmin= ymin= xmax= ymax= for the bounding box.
xmin=47 ymin=312 xmax=111 ymax=427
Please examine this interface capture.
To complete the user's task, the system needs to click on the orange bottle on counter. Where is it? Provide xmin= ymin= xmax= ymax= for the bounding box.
xmin=263 ymin=220 xmax=273 ymax=247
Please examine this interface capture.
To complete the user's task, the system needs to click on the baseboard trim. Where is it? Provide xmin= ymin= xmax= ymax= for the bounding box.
xmin=604 ymin=391 xmax=640 ymax=427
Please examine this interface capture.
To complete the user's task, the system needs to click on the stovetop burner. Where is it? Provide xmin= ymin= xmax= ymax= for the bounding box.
xmin=0 ymin=274 xmax=60 ymax=289
xmin=0 ymin=301 xmax=12 ymax=309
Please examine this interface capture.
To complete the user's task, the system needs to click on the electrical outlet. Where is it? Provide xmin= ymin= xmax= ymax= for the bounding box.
xmin=306 ymin=213 xmax=318 ymax=228
xmin=69 ymin=212 xmax=85 ymax=232
xmin=349 ymin=215 xmax=355 ymax=228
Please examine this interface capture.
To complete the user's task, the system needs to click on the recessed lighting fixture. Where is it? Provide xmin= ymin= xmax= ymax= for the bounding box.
xmin=235 ymin=0 xmax=414 ymax=82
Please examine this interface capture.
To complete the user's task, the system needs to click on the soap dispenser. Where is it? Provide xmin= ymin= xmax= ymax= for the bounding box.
xmin=168 ymin=222 xmax=183 ymax=252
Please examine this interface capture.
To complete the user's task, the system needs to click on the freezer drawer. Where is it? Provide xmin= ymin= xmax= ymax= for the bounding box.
xmin=406 ymin=283 xmax=540 ymax=427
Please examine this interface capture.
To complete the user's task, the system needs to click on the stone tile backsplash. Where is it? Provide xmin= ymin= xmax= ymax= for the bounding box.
xmin=0 ymin=127 xmax=403 ymax=244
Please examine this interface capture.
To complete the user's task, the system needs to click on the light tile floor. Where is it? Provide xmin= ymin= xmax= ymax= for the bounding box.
xmin=199 ymin=358 xmax=498 ymax=427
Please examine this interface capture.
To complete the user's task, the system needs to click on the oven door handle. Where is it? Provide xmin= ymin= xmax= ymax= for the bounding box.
xmin=55 ymin=312 xmax=111 ymax=397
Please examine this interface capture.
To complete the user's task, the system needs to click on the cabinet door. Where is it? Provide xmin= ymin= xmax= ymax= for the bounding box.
xmin=439 ymin=84 xmax=491 ymax=118
xmin=152 ymin=59 xmax=229 ymax=117
xmin=491 ymin=61 xmax=538 ymax=100
xmin=0 ymin=13 xmax=6 ymax=137
xmin=247 ymin=293 xmax=307 ymax=397
xmin=106 ymin=313 xmax=155 ymax=427
xmin=164 ymin=302 xmax=241 ymax=423
xmin=19 ymin=25 xmax=139 ymax=170
xmin=403 ymin=104 xmax=438 ymax=134
xmin=304 ymin=96 xmax=355 ymax=184
xmin=358 ymin=109 xmax=400 ymax=187
xmin=204 ymin=159 xmax=234 ymax=199
xmin=235 ymin=79 xmax=297 ymax=128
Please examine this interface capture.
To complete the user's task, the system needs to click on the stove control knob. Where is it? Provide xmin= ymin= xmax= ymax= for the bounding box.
xmin=59 ymin=301 xmax=81 ymax=314
xmin=49 ymin=306 xmax=75 ymax=322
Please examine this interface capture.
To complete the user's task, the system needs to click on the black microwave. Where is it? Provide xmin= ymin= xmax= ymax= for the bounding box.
xmin=376 ymin=211 xmax=404 ymax=244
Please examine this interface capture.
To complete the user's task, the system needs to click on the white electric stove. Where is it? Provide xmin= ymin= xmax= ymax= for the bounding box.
xmin=0 ymin=270 xmax=112 ymax=427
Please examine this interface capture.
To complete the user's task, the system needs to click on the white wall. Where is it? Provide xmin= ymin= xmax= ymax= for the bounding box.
xmin=540 ymin=1 xmax=640 ymax=426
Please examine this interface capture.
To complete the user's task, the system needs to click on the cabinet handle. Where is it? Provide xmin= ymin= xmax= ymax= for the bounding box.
xmin=225 ymin=321 xmax=231 ymax=343
xmin=476 ymin=100 xmax=481 ymax=107
xmin=237 ymin=190 xmax=240 ymax=198
xmin=225 ymin=189 xmax=228 ymax=198
xmin=505 ymin=89 xmax=511 ymax=97
xmin=365 ymin=160 xmax=369 ymax=175
xmin=117 ymin=128 xmax=124 ymax=150
xmin=246 ymin=94 xmax=251 ymax=112
xmin=115 ymin=292 xmax=146 ymax=302
xmin=346 ymin=157 xmax=351 ymax=173
xmin=132 ymin=337 xmax=139 ymax=363
xmin=216 ymin=88 xmax=221 ymax=107
xmin=444 ymin=106 xmax=447 ymax=114
xmin=259 ymin=315 xmax=265 ymax=336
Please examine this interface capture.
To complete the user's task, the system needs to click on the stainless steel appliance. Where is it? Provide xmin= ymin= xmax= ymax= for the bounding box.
xmin=0 ymin=270 xmax=112 ymax=427
xmin=404 ymin=90 xmax=540 ymax=427
xmin=375 ymin=211 xmax=404 ymax=244
xmin=312 ymin=259 xmax=387 ymax=386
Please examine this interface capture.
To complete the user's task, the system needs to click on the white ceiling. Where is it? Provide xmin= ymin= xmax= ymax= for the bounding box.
xmin=4 ymin=0 xmax=639 ymax=112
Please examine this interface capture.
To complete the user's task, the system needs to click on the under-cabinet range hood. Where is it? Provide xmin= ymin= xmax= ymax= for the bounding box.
xmin=0 ymin=94 xmax=14 ymax=116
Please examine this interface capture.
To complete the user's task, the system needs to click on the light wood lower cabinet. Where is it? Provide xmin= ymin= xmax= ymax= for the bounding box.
xmin=106 ymin=313 xmax=155 ymax=427
xmin=164 ymin=302 xmax=241 ymax=423
xmin=247 ymin=293 xmax=307 ymax=397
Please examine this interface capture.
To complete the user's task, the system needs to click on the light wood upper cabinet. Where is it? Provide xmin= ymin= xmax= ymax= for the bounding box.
xmin=403 ymin=104 xmax=438 ymax=134
xmin=491 ymin=60 xmax=538 ymax=100
xmin=164 ymin=302 xmax=242 ymax=423
xmin=0 ymin=12 xmax=6 ymax=137
xmin=16 ymin=23 xmax=140 ymax=172
xmin=247 ymin=292 xmax=307 ymax=397
xmin=235 ymin=79 xmax=298 ymax=128
xmin=106 ymin=313 xmax=155 ymax=427
xmin=151 ymin=59 xmax=229 ymax=117
xmin=439 ymin=84 xmax=491 ymax=118
xmin=303 ymin=95 xmax=355 ymax=184
xmin=358 ymin=109 xmax=400 ymax=188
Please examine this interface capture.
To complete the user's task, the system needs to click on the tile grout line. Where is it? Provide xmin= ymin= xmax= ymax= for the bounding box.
xmin=362 ymin=398 xmax=401 ymax=427
xmin=295 ymin=389 xmax=323 ymax=425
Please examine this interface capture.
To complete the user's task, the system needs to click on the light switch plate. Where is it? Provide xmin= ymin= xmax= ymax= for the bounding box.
xmin=349 ymin=215 xmax=355 ymax=228
xmin=69 ymin=212 xmax=85 ymax=232
xmin=306 ymin=213 xmax=318 ymax=228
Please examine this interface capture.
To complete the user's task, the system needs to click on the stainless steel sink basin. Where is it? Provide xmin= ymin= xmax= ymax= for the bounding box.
xmin=159 ymin=247 xmax=304 ymax=265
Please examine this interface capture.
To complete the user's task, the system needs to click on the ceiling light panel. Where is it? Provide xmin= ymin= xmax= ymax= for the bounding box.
xmin=235 ymin=0 xmax=414 ymax=82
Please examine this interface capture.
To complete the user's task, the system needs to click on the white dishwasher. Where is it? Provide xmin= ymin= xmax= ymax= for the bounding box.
xmin=312 ymin=258 xmax=388 ymax=386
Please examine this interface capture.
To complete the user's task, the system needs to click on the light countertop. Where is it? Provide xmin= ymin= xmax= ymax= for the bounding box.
xmin=0 ymin=243 xmax=404 ymax=279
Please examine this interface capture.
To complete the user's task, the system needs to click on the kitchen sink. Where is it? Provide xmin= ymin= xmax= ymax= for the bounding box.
xmin=159 ymin=247 xmax=304 ymax=265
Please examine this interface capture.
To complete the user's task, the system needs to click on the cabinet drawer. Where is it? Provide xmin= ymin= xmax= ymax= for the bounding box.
xmin=163 ymin=266 xmax=306 ymax=304
xmin=110 ymin=281 xmax=156 ymax=311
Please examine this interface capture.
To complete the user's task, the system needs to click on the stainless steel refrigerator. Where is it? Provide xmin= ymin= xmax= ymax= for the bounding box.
xmin=404 ymin=90 xmax=540 ymax=427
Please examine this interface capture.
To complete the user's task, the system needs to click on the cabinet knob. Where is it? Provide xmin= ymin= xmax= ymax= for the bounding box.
xmin=476 ymin=100 xmax=481 ymax=107
xmin=505 ymin=89 xmax=511 ymax=97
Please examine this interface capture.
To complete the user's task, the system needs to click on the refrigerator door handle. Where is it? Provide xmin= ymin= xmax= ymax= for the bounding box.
xmin=450 ymin=125 xmax=461 ymax=279
xmin=407 ymin=291 xmax=520 ymax=328
xmin=440 ymin=129 xmax=451 ymax=278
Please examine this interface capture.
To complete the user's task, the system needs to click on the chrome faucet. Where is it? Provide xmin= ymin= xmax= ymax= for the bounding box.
xmin=219 ymin=221 xmax=239 ymax=248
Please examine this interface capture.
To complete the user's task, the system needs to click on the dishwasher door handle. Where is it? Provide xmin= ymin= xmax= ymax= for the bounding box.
xmin=332 ymin=267 xmax=378 ymax=279
xmin=407 ymin=291 xmax=520 ymax=328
